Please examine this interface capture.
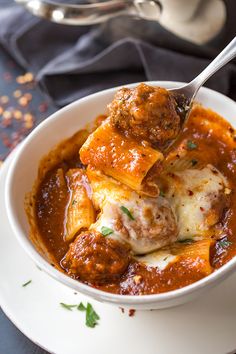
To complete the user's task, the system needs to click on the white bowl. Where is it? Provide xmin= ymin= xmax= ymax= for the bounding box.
xmin=5 ymin=81 xmax=236 ymax=310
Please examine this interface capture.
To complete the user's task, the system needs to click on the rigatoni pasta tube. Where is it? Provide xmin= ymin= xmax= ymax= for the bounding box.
xmin=86 ymin=168 xmax=133 ymax=210
xmin=80 ymin=120 xmax=163 ymax=191
xmin=171 ymin=239 xmax=213 ymax=276
xmin=65 ymin=169 xmax=95 ymax=242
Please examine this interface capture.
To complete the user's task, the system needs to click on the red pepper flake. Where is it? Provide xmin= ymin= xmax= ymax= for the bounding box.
xmin=24 ymin=113 xmax=34 ymax=129
xmin=13 ymin=90 xmax=22 ymax=98
xmin=16 ymin=72 xmax=34 ymax=85
xmin=11 ymin=139 xmax=21 ymax=149
xmin=16 ymin=75 xmax=25 ymax=84
xmin=187 ymin=190 xmax=194 ymax=196
xmin=13 ymin=110 xmax=23 ymax=120
xmin=18 ymin=97 xmax=28 ymax=107
xmin=11 ymin=132 xmax=20 ymax=140
xmin=0 ymin=96 xmax=9 ymax=104
xmin=1 ymin=133 xmax=12 ymax=148
xmin=24 ymin=113 xmax=33 ymax=121
xmin=24 ymin=72 xmax=34 ymax=83
xmin=24 ymin=122 xmax=34 ymax=129
xmin=129 ymin=309 xmax=136 ymax=317
xmin=2 ymin=120 xmax=12 ymax=128
xmin=3 ymin=111 xmax=12 ymax=119
xmin=200 ymin=207 xmax=205 ymax=211
xmin=38 ymin=102 xmax=48 ymax=113
xmin=119 ymin=307 xmax=125 ymax=314
xmin=24 ymin=93 xmax=32 ymax=102
xmin=167 ymin=172 xmax=175 ymax=178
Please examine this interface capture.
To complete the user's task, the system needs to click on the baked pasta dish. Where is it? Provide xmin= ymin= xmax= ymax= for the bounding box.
xmin=26 ymin=84 xmax=236 ymax=295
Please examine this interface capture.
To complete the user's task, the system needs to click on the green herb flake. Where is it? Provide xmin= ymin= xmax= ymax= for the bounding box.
xmin=22 ymin=280 xmax=32 ymax=287
xmin=218 ymin=240 xmax=232 ymax=248
xmin=120 ymin=206 xmax=135 ymax=220
xmin=101 ymin=226 xmax=113 ymax=236
xmin=191 ymin=159 xmax=198 ymax=166
xmin=178 ymin=239 xmax=194 ymax=244
xmin=60 ymin=301 xmax=100 ymax=328
xmin=77 ymin=302 xmax=86 ymax=311
xmin=187 ymin=140 xmax=197 ymax=150
xmin=86 ymin=303 xmax=100 ymax=328
xmin=159 ymin=190 xmax=165 ymax=197
xmin=72 ymin=199 xmax=77 ymax=206
xmin=60 ymin=303 xmax=78 ymax=311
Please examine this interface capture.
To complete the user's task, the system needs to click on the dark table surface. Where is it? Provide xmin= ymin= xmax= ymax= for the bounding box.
xmin=0 ymin=2 xmax=236 ymax=353
xmin=0 ymin=45 xmax=54 ymax=354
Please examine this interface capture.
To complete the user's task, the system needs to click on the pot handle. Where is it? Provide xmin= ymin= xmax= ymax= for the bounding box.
xmin=15 ymin=0 xmax=161 ymax=25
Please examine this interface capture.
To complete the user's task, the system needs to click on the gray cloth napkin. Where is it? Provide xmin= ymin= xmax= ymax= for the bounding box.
xmin=0 ymin=0 xmax=235 ymax=107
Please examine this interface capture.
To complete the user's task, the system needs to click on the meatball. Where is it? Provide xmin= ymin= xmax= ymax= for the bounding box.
xmin=93 ymin=195 xmax=178 ymax=255
xmin=62 ymin=231 xmax=130 ymax=284
xmin=108 ymin=83 xmax=181 ymax=149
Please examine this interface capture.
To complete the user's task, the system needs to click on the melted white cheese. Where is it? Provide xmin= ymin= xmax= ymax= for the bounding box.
xmin=89 ymin=164 xmax=229 ymax=257
xmin=165 ymin=164 xmax=228 ymax=240
xmin=135 ymin=250 xmax=177 ymax=270
xmin=92 ymin=194 xmax=178 ymax=255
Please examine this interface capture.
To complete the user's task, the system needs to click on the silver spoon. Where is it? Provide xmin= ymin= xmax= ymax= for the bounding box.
xmin=170 ymin=36 xmax=236 ymax=129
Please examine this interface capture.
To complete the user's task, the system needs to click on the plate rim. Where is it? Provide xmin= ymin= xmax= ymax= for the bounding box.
xmin=0 ymin=149 xmax=51 ymax=354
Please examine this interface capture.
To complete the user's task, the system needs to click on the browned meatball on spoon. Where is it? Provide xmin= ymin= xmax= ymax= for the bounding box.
xmin=108 ymin=83 xmax=182 ymax=150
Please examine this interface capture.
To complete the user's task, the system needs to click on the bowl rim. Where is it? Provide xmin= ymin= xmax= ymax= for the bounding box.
xmin=5 ymin=80 xmax=236 ymax=306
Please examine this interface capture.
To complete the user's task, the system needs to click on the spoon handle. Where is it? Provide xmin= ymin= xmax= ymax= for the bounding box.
xmin=190 ymin=36 xmax=236 ymax=97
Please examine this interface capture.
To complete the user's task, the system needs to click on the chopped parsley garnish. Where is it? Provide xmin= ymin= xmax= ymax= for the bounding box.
xmin=178 ymin=239 xmax=194 ymax=244
xmin=61 ymin=301 xmax=100 ymax=328
xmin=218 ymin=240 xmax=232 ymax=248
xmin=22 ymin=280 xmax=32 ymax=287
xmin=191 ymin=159 xmax=198 ymax=166
xmin=60 ymin=303 xmax=78 ymax=311
xmin=187 ymin=140 xmax=197 ymax=150
xmin=120 ymin=206 xmax=135 ymax=220
xmin=77 ymin=302 xmax=87 ymax=311
xmin=78 ymin=302 xmax=100 ymax=327
xmin=85 ymin=303 xmax=100 ymax=328
xmin=101 ymin=226 xmax=113 ymax=236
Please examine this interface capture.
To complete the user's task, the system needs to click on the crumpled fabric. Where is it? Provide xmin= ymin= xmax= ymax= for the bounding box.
xmin=0 ymin=0 xmax=235 ymax=107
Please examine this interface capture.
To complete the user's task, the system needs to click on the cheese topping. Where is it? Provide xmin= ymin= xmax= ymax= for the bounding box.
xmin=165 ymin=164 xmax=229 ymax=240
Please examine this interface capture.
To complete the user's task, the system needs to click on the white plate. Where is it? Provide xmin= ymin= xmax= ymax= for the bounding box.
xmin=1 ymin=148 xmax=236 ymax=354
